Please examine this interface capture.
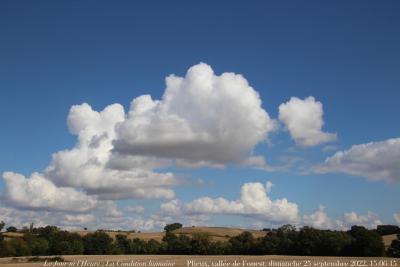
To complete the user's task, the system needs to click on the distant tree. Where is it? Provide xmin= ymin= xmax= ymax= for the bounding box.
xmin=0 ymin=221 xmax=5 ymax=232
xmin=387 ymin=234 xmax=400 ymax=258
xmin=162 ymin=232 xmax=191 ymax=254
xmin=259 ymin=231 xmax=281 ymax=254
xmin=8 ymin=238 xmax=31 ymax=256
xmin=145 ymin=239 xmax=162 ymax=254
xmin=24 ymin=233 xmax=49 ymax=256
xmin=190 ymin=233 xmax=211 ymax=255
xmin=0 ymin=240 xmax=16 ymax=257
xmin=164 ymin=223 xmax=183 ymax=232
xmin=377 ymin=225 xmax=400 ymax=236
xmin=229 ymin=231 xmax=256 ymax=254
xmin=344 ymin=226 xmax=385 ymax=256
xmin=37 ymin=225 xmax=60 ymax=238
xmin=83 ymin=231 xmax=113 ymax=254
xmin=275 ymin=225 xmax=298 ymax=255
xmin=115 ymin=234 xmax=130 ymax=254
xmin=318 ymin=230 xmax=352 ymax=256
xmin=209 ymin=241 xmax=231 ymax=255
xmin=130 ymin=237 xmax=147 ymax=254
xmin=293 ymin=227 xmax=322 ymax=255
xmin=6 ymin=226 xmax=17 ymax=232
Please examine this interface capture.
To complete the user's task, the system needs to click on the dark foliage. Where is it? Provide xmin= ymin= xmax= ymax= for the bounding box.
xmin=344 ymin=226 xmax=385 ymax=257
xmin=164 ymin=223 xmax=183 ymax=232
xmin=387 ymin=234 xmax=400 ymax=258
xmin=6 ymin=226 xmax=17 ymax=232
xmin=377 ymin=225 xmax=400 ymax=236
xmin=0 ymin=222 xmax=392 ymax=257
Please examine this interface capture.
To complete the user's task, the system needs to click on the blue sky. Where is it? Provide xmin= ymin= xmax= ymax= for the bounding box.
xmin=0 ymin=1 xmax=399 ymax=230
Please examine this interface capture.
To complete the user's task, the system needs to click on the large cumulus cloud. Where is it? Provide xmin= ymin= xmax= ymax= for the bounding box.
xmin=1 ymin=63 xmax=276 ymax=223
xmin=114 ymin=63 xmax=276 ymax=165
xmin=44 ymin=102 xmax=178 ymax=200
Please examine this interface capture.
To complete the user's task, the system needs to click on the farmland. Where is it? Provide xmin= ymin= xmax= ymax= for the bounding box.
xmin=0 ymin=255 xmax=399 ymax=267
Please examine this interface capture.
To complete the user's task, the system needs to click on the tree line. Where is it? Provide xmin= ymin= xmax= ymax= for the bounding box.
xmin=0 ymin=222 xmax=399 ymax=257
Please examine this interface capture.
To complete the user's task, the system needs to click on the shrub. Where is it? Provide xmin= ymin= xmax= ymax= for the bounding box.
xmin=6 ymin=226 xmax=17 ymax=233
xmin=164 ymin=223 xmax=183 ymax=232
xmin=387 ymin=234 xmax=400 ymax=258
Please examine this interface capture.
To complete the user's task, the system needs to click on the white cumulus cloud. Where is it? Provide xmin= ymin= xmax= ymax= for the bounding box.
xmin=114 ymin=63 xmax=276 ymax=164
xmin=2 ymin=172 xmax=98 ymax=212
xmin=394 ymin=213 xmax=400 ymax=224
xmin=44 ymin=102 xmax=178 ymax=200
xmin=1 ymin=63 xmax=276 ymax=223
xmin=278 ymin=96 xmax=336 ymax=147
xmin=339 ymin=211 xmax=382 ymax=229
xmin=315 ymin=138 xmax=400 ymax=182
xmin=161 ymin=182 xmax=299 ymax=224
xmin=303 ymin=205 xmax=334 ymax=229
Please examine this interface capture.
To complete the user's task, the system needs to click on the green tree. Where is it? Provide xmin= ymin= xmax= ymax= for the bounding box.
xmin=164 ymin=223 xmax=183 ymax=232
xmin=345 ymin=226 xmax=385 ymax=256
xmin=83 ymin=231 xmax=113 ymax=254
xmin=258 ymin=231 xmax=281 ymax=254
xmin=130 ymin=238 xmax=147 ymax=254
xmin=8 ymin=239 xmax=31 ymax=256
xmin=318 ymin=231 xmax=352 ymax=256
xmin=0 ymin=240 xmax=16 ymax=257
xmin=377 ymin=225 xmax=400 ymax=236
xmin=0 ymin=221 xmax=5 ymax=232
xmin=275 ymin=225 xmax=298 ymax=255
xmin=115 ymin=234 xmax=130 ymax=254
xmin=145 ymin=239 xmax=162 ymax=254
xmin=6 ymin=226 xmax=17 ymax=232
xmin=229 ymin=231 xmax=256 ymax=254
xmin=190 ymin=233 xmax=211 ymax=255
xmin=162 ymin=232 xmax=191 ymax=254
xmin=387 ymin=234 xmax=400 ymax=258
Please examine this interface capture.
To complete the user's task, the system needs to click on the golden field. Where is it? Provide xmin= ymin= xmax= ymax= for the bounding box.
xmin=0 ymin=255 xmax=399 ymax=267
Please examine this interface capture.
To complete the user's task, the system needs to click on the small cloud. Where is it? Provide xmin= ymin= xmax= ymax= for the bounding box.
xmin=279 ymin=96 xmax=337 ymax=147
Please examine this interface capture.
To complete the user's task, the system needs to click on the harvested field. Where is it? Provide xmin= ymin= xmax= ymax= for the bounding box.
xmin=0 ymin=255 xmax=398 ymax=267
xmin=383 ymin=234 xmax=398 ymax=248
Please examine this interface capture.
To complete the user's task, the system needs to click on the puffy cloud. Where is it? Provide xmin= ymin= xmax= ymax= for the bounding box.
xmin=63 ymin=214 xmax=96 ymax=226
xmin=278 ymin=96 xmax=336 ymax=147
xmin=44 ymin=102 xmax=178 ymax=200
xmin=161 ymin=182 xmax=300 ymax=224
xmin=338 ymin=211 xmax=382 ymax=229
xmin=2 ymin=63 xmax=278 ymax=212
xmin=114 ymin=63 xmax=276 ymax=164
xmin=2 ymin=172 xmax=98 ymax=212
xmin=394 ymin=213 xmax=400 ymax=224
xmin=303 ymin=205 xmax=334 ymax=229
xmin=315 ymin=138 xmax=400 ymax=182
xmin=1 ymin=63 xmax=278 ymax=225
xmin=302 ymin=207 xmax=382 ymax=230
